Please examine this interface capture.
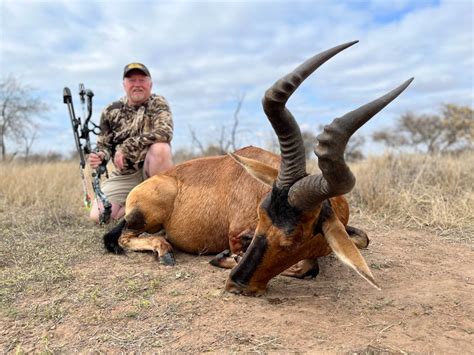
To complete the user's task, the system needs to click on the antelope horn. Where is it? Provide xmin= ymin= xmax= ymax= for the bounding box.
xmin=262 ymin=41 xmax=359 ymax=188
xmin=288 ymin=78 xmax=414 ymax=211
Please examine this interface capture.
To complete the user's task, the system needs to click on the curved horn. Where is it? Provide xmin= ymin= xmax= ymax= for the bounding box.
xmin=288 ymin=78 xmax=414 ymax=211
xmin=262 ymin=41 xmax=359 ymax=188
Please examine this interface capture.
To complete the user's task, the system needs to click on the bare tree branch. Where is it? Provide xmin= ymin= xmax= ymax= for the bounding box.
xmin=218 ymin=126 xmax=228 ymax=154
xmin=230 ymin=93 xmax=245 ymax=151
xmin=189 ymin=93 xmax=245 ymax=157
xmin=189 ymin=126 xmax=206 ymax=155
xmin=0 ymin=75 xmax=48 ymax=160
xmin=373 ymin=104 xmax=474 ymax=154
xmin=22 ymin=128 xmax=37 ymax=162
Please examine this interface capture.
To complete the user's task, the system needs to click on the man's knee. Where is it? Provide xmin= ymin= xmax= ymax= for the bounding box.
xmin=89 ymin=204 xmax=100 ymax=224
xmin=146 ymin=142 xmax=172 ymax=160
xmin=145 ymin=143 xmax=173 ymax=177
xmin=89 ymin=201 xmax=125 ymax=224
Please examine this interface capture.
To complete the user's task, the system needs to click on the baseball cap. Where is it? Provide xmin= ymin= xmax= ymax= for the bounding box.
xmin=123 ymin=63 xmax=151 ymax=78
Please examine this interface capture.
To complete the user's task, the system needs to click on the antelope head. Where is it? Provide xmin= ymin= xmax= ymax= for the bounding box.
xmin=225 ymin=41 xmax=413 ymax=296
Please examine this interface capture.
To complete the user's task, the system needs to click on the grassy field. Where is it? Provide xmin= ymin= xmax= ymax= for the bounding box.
xmin=0 ymin=152 xmax=472 ymax=353
xmin=350 ymin=152 xmax=474 ymax=241
xmin=2 ymin=152 xmax=472 ymax=239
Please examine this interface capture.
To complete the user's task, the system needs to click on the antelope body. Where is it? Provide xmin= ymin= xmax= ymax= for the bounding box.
xmin=108 ymin=146 xmax=279 ymax=255
xmin=104 ymin=41 xmax=413 ymax=295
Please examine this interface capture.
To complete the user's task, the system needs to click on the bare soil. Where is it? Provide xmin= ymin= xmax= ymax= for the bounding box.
xmin=1 ymin=211 xmax=473 ymax=354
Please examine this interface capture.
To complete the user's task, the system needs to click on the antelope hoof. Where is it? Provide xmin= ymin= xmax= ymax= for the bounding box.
xmin=346 ymin=226 xmax=370 ymax=249
xmin=159 ymin=252 xmax=176 ymax=266
xmin=209 ymin=250 xmax=241 ymax=269
xmin=282 ymin=259 xmax=320 ymax=279
xmin=298 ymin=263 xmax=319 ymax=279
xmin=110 ymin=244 xmax=125 ymax=255
xmin=209 ymin=249 xmax=231 ymax=267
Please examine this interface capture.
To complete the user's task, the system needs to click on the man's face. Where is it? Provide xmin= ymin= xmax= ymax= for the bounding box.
xmin=123 ymin=71 xmax=152 ymax=106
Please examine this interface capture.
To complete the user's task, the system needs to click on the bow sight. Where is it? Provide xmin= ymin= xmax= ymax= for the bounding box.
xmin=63 ymin=84 xmax=112 ymax=224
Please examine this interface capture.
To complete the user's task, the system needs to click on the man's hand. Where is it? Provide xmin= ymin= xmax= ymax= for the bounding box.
xmin=114 ymin=150 xmax=125 ymax=171
xmin=88 ymin=151 xmax=106 ymax=169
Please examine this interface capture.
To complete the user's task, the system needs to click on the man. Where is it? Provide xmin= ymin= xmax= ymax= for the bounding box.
xmin=88 ymin=63 xmax=173 ymax=223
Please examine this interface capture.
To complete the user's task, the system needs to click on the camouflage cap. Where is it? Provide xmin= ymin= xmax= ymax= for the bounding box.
xmin=123 ymin=63 xmax=151 ymax=78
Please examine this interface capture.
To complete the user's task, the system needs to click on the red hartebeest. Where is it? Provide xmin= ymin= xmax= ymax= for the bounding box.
xmin=103 ymin=41 xmax=413 ymax=295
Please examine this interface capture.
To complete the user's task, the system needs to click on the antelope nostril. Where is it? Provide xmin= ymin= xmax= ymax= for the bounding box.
xmin=225 ymin=278 xmax=266 ymax=297
xmin=225 ymin=277 xmax=245 ymax=294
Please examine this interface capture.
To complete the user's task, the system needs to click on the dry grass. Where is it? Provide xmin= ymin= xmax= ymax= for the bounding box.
xmin=0 ymin=160 xmax=93 ymax=211
xmin=1 ymin=152 xmax=473 ymax=242
xmin=0 ymin=154 xmax=473 ymax=353
xmin=349 ymin=152 xmax=474 ymax=242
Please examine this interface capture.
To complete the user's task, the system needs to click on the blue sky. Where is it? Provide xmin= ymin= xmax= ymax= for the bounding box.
xmin=1 ymin=0 xmax=473 ymax=156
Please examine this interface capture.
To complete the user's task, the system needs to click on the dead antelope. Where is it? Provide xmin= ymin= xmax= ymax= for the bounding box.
xmin=103 ymin=41 xmax=413 ymax=295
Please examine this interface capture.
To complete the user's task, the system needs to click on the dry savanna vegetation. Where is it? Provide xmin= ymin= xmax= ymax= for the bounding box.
xmin=1 ymin=152 xmax=473 ymax=353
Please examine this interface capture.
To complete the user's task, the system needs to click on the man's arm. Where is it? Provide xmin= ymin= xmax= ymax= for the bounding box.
xmin=92 ymin=108 xmax=114 ymax=165
xmin=119 ymin=96 xmax=173 ymax=162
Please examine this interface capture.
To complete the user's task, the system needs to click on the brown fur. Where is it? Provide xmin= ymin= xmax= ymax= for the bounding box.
xmin=122 ymin=146 xmax=278 ymax=255
xmin=219 ymin=42 xmax=410 ymax=294
xmin=230 ymin=200 xmax=377 ymax=294
xmin=228 ymin=198 xmax=348 ymax=295
xmin=118 ymin=145 xmax=369 ymax=294
xmin=223 ymin=156 xmax=378 ymax=295
xmin=110 ymin=41 xmax=411 ymax=295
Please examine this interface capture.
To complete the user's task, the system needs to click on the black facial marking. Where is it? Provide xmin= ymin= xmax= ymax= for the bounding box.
xmin=312 ymin=199 xmax=333 ymax=235
xmin=261 ymin=185 xmax=303 ymax=235
xmin=229 ymin=235 xmax=268 ymax=285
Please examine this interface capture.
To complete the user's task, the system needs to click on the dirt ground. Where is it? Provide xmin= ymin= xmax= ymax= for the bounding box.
xmin=1 ymin=212 xmax=473 ymax=354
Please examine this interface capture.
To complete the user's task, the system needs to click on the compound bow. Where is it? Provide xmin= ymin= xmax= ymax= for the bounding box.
xmin=63 ymin=84 xmax=112 ymax=224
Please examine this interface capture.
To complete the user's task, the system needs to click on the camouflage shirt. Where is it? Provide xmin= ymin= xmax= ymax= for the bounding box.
xmin=96 ymin=94 xmax=173 ymax=175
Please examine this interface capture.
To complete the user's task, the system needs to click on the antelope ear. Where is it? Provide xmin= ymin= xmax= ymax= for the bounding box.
xmin=228 ymin=152 xmax=278 ymax=187
xmin=322 ymin=216 xmax=381 ymax=290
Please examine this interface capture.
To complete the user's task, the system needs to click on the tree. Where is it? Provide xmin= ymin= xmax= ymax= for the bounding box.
xmin=189 ymin=94 xmax=368 ymax=161
xmin=345 ymin=134 xmax=366 ymax=162
xmin=20 ymin=129 xmax=38 ymax=162
xmin=440 ymin=104 xmax=474 ymax=152
xmin=301 ymin=128 xmax=365 ymax=162
xmin=373 ymin=104 xmax=473 ymax=154
xmin=301 ymin=130 xmax=317 ymax=160
xmin=190 ymin=94 xmax=245 ymax=156
xmin=0 ymin=76 xmax=48 ymax=160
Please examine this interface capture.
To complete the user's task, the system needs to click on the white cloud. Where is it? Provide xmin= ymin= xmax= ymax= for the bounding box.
xmin=1 ymin=0 xmax=472 ymax=156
